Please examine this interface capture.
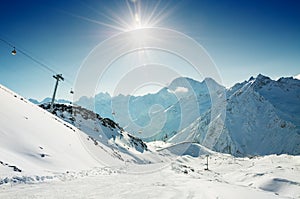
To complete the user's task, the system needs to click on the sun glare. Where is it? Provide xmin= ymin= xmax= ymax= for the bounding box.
xmin=74 ymin=0 xmax=173 ymax=32
xmin=124 ymin=0 xmax=159 ymax=31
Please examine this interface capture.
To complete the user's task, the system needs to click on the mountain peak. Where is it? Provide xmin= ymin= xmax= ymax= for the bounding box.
xmin=248 ymin=74 xmax=272 ymax=90
xmin=256 ymin=74 xmax=271 ymax=81
xmin=247 ymin=74 xmax=271 ymax=84
xmin=169 ymin=77 xmax=198 ymax=86
xmin=248 ymin=76 xmax=255 ymax=81
xmin=203 ymin=77 xmax=219 ymax=85
xmin=169 ymin=76 xmax=222 ymax=90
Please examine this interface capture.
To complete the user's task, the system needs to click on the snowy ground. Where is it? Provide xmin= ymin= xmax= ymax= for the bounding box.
xmin=0 ymin=154 xmax=299 ymax=199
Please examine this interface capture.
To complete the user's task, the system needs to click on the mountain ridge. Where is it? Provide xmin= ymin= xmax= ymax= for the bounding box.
xmin=28 ymin=74 xmax=300 ymax=156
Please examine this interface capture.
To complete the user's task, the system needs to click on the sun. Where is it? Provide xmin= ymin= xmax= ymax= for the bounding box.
xmin=72 ymin=0 xmax=173 ymax=32
xmin=114 ymin=0 xmax=167 ymax=31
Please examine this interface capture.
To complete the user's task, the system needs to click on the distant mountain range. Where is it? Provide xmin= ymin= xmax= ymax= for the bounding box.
xmin=29 ymin=97 xmax=71 ymax=105
xmin=72 ymin=74 xmax=300 ymax=156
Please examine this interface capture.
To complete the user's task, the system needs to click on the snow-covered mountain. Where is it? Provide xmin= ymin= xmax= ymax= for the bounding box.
xmin=170 ymin=74 xmax=300 ymax=156
xmin=76 ymin=74 xmax=300 ymax=156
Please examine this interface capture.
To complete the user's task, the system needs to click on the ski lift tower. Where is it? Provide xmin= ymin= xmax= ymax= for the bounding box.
xmin=50 ymin=74 xmax=64 ymax=111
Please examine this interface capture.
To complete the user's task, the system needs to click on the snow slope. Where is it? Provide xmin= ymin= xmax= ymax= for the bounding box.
xmin=0 ymin=84 xmax=104 ymax=176
xmin=0 ymin=84 xmax=159 ymax=182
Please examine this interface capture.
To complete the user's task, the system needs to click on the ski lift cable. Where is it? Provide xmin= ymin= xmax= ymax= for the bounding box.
xmin=0 ymin=38 xmax=75 ymax=87
xmin=1 ymin=38 xmax=57 ymax=74
xmin=0 ymin=38 xmax=14 ymax=48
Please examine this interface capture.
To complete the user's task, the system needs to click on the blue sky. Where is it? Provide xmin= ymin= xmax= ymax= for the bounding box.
xmin=0 ymin=0 xmax=299 ymax=101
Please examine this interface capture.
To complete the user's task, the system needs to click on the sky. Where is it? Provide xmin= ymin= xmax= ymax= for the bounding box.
xmin=0 ymin=0 xmax=299 ymax=101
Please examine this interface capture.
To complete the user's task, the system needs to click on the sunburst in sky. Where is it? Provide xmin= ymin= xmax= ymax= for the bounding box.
xmin=72 ymin=0 xmax=175 ymax=32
